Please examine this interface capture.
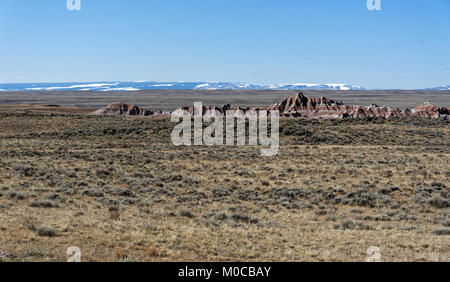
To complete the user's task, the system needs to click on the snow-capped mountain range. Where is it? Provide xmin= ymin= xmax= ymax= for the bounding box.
xmin=0 ymin=81 xmax=364 ymax=91
xmin=425 ymin=85 xmax=450 ymax=90
xmin=0 ymin=81 xmax=448 ymax=91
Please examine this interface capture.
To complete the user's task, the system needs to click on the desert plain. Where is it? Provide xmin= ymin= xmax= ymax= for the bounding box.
xmin=0 ymin=90 xmax=448 ymax=261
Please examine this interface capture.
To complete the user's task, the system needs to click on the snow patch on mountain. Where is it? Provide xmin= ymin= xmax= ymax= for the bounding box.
xmin=0 ymin=81 xmax=446 ymax=91
xmin=0 ymin=81 xmax=366 ymax=91
xmin=424 ymin=85 xmax=450 ymax=90
xmin=267 ymin=83 xmax=363 ymax=90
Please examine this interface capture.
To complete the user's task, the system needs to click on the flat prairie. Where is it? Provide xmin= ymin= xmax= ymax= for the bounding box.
xmin=0 ymin=91 xmax=449 ymax=262
xmin=0 ymin=90 xmax=449 ymax=111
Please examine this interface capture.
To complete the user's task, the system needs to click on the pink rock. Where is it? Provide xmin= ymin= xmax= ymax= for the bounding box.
xmin=91 ymin=92 xmax=449 ymax=121
xmin=90 ymin=103 xmax=153 ymax=116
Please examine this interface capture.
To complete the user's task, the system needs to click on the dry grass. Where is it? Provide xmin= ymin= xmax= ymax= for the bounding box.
xmin=0 ymin=112 xmax=448 ymax=261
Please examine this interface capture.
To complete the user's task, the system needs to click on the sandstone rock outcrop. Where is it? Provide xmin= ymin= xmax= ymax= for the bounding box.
xmin=411 ymin=102 xmax=450 ymax=120
xmin=91 ymin=92 xmax=449 ymax=120
xmin=261 ymin=93 xmax=411 ymax=119
xmin=91 ymin=103 xmax=153 ymax=116
xmin=172 ymin=92 xmax=449 ymax=120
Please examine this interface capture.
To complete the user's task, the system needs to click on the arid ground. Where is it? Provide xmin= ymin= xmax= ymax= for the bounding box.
xmin=0 ymin=91 xmax=449 ymax=262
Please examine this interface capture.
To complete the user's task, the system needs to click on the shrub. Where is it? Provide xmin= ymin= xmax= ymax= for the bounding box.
xmin=428 ymin=197 xmax=449 ymax=209
xmin=37 ymin=226 xmax=57 ymax=237
xmin=7 ymin=190 xmax=28 ymax=200
xmin=44 ymin=192 xmax=59 ymax=200
xmin=215 ymin=213 xmax=228 ymax=221
xmin=13 ymin=165 xmax=36 ymax=177
xmin=433 ymin=228 xmax=450 ymax=236
xmin=28 ymin=200 xmax=57 ymax=208
xmin=179 ymin=210 xmax=194 ymax=218
xmin=334 ymin=219 xmax=374 ymax=230
xmin=231 ymin=213 xmax=258 ymax=224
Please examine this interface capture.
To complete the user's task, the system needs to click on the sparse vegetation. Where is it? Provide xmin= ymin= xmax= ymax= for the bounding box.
xmin=0 ymin=112 xmax=448 ymax=261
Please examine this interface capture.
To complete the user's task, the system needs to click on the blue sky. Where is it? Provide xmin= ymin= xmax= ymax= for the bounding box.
xmin=0 ymin=0 xmax=449 ymax=89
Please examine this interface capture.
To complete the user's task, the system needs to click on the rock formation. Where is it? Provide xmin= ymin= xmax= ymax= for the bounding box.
xmin=91 ymin=93 xmax=450 ymax=120
xmin=270 ymin=93 xmax=412 ymax=119
xmin=172 ymin=92 xmax=449 ymax=120
xmin=91 ymin=103 xmax=153 ymax=116
xmin=411 ymin=101 xmax=449 ymax=119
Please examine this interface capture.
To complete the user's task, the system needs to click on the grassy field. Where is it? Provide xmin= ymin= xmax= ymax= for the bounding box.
xmin=0 ymin=111 xmax=448 ymax=261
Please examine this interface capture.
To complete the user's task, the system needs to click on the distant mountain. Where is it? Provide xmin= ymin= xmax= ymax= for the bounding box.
xmin=0 ymin=81 xmax=448 ymax=91
xmin=0 ymin=81 xmax=364 ymax=91
xmin=266 ymin=83 xmax=363 ymax=90
xmin=423 ymin=85 xmax=450 ymax=90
